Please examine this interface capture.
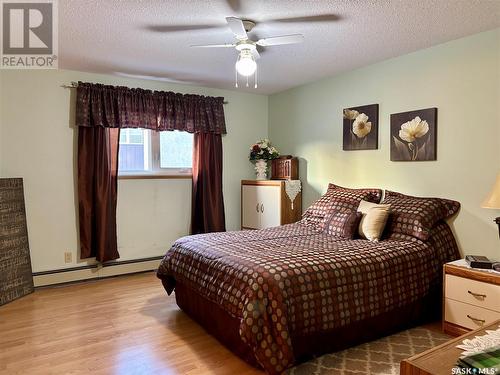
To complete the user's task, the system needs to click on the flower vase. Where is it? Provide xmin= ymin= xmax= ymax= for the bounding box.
xmin=255 ymin=159 xmax=268 ymax=180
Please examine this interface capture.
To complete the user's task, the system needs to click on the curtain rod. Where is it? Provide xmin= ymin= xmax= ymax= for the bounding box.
xmin=61 ymin=81 xmax=228 ymax=104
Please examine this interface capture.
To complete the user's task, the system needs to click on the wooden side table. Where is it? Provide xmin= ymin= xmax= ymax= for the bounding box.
xmin=401 ymin=319 xmax=500 ymax=375
xmin=443 ymin=260 xmax=500 ymax=336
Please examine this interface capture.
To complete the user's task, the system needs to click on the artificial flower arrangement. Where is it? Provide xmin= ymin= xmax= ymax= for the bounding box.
xmin=249 ymin=139 xmax=280 ymax=180
xmin=249 ymin=139 xmax=280 ymax=161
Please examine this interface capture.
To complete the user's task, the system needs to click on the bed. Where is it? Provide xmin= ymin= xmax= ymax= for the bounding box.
xmin=157 ymin=186 xmax=461 ymax=374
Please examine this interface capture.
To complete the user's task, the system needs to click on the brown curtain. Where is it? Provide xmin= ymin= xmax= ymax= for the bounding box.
xmin=77 ymin=126 xmax=120 ymax=262
xmin=191 ymin=133 xmax=226 ymax=234
xmin=75 ymin=81 xmax=227 ymax=261
xmin=76 ymin=82 xmax=226 ymax=134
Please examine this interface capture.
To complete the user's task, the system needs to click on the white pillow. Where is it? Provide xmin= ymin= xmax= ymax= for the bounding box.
xmin=357 ymin=200 xmax=391 ymax=241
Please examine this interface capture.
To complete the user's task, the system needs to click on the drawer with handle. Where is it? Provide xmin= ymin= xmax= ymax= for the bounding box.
xmin=445 ymin=274 xmax=500 ymax=312
xmin=445 ymin=298 xmax=500 ymax=330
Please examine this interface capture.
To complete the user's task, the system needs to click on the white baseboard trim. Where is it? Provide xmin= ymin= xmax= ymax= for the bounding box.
xmin=33 ymin=257 xmax=162 ymax=287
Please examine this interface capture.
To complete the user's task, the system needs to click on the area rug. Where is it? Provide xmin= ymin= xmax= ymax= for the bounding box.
xmin=287 ymin=327 xmax=451 ymax=375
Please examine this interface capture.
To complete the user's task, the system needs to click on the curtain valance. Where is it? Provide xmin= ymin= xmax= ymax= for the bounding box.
xmin=75 ymin=81 xmax=227 ymax=135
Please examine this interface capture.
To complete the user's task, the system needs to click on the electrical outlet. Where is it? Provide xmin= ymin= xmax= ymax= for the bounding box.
xmin=64 ymin=252 xmax=72 ymax=263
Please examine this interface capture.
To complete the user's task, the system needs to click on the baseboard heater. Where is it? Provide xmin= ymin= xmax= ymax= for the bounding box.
xmin=32 ymin=256 xmax=163 ymax=287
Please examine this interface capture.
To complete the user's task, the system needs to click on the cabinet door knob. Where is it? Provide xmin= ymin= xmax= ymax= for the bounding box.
xmin=256 ymin=203 xmax=260 ymax=212
xmin=261 ymin=204 xmax=264 ymax=213
xmin=468 ymin=290 xmax=487 ymax=299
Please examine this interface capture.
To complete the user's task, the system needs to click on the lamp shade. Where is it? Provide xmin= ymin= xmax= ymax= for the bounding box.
xmin=482 ymin=173 xmax=500 ymax=209
xmin=236 ymin=53 xmax=256 ymax=77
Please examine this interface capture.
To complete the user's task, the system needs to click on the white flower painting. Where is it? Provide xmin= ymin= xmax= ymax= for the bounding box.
xmin=343 ymin=109 xmax=359 ymax=121
xmin=343 ymin=104 xmax=379 ymax=150
xmin=352 ymin=113 xmax=372 ymax=138
xmin=398 ymin=117 xmax=429 ymax=143
xmin=391 ymin=108 xmax=437 ymax=161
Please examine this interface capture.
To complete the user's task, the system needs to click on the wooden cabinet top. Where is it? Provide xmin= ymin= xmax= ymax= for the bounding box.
xmin=445 ymin=260 xmax=500 ymax=286
xmin=242 ymin=180 xmax=285 ymax=186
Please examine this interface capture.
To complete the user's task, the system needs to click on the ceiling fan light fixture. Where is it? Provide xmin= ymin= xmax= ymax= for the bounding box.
xmin=235 ymin=50 xmax=256 ymax=76
xmin=189 ymin=17 xmax=305 ymax=87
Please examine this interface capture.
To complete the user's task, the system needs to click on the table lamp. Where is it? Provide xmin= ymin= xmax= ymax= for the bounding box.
xmin=482 ymin=173 xmax=500 ymax=238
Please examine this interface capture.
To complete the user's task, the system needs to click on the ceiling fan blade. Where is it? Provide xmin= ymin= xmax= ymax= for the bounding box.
xmin=190 ymin=43 xmax=236 ymax=48
xmin=256 ymin=34 xmax=304 ymax=47
xmin=251 ymin=48 xmax=260 ymax=60
xmin=225 ymin=17 xmax=248 ymax=39
xmin=145 ymin=24 xmax=222 ymax=33
xmin=268 ymin=14 xmax=340 ymax=24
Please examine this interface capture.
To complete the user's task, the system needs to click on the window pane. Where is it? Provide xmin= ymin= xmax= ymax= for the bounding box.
xmin=119 ymin=130 xmax=127 ymax=143
xmin=160 ymin=131 xmax=193 ymax=169
xmin=119 ymin=129 xmax=149 ymax=172
xmin=128 ymin=129 xmax=144 ymax=144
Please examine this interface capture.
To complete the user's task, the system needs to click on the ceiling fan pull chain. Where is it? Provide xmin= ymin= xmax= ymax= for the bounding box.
xmin=235 ymin=69 xmax=238 ymax=88
xmin=254 ymin=66 xmax=258 ymax=89
xmin=246 ymin=75 xmax=249 ymax=87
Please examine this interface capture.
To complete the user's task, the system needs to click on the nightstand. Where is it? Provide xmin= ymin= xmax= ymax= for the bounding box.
xmin=443 ymin=259 xmax=500 ymax=336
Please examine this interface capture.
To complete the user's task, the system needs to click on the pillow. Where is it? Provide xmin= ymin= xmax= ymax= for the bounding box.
xmin=328 ymin=183 xmax=383 ymax=203
xmin=382 ymin=190 xmax=460 ymax=241
xmin=357 ymin=200 xmax=391 ymax=241
xmin=301 ymin=183 xmax=383 ymax=230
xmin=323 ymin=210 xmax=363 ymax=239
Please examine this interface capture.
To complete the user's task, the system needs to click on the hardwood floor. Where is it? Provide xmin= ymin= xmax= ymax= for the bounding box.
xmin=0 ymin=272 xmax=263 ymax=375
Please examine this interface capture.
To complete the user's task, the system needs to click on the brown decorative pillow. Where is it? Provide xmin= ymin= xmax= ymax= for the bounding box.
xmin=323 ymin=210 xmax=363 ymax=239
xmin=382 ymin=190 xmax=460 ymax=241
xmin=328 ymin=183 xmax=383 ymax=203
xmin=301 ymin=183 xmax=382 ymax=230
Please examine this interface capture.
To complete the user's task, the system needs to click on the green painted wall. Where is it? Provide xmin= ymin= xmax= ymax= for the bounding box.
xmin=269 ymin=29 xmax=500 ymax=258
xmin=0 ymin=69 xmax=268 ymax=272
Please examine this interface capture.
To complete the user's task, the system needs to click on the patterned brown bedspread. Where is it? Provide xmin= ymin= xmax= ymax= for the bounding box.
xmin=157 ymin=222 xmax=459 ymax=374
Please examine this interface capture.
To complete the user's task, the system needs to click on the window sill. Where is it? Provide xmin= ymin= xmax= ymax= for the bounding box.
xmin=118 ymin=174 xmax=192 ymax=180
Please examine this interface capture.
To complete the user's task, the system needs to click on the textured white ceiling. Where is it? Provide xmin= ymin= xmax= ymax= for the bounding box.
xmin=59 ymin=0 xmax=500 ymax=94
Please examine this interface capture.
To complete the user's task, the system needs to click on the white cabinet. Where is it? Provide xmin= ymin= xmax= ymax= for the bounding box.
xmin=443 ymin=261 xmax=500 ymax=336
xmin=241 ymin=185 xmax=261 ymax=229
xmin=241 ymin=180 xmax=302 ymax=230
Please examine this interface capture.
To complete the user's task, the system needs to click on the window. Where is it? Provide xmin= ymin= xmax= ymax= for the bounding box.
xmin=118 ymin=129 xmax=193 ymax=176
xmin=118 ymin=129 xmax=150 ymax=172
xmin=160 ymin=131 xmax=193 ymax=169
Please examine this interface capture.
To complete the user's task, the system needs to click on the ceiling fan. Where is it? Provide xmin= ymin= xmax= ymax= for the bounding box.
xmin=146 ymin=8 xmax=339 ymax=88
xmin=190 ymin=17 xmax=304 ymax=86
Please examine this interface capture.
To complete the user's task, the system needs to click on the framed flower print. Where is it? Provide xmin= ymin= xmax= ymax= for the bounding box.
xmin=343 ymin=104 xmax=378 ymax=150
xmin=390 ymin=108 xmax=437 ymax=161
